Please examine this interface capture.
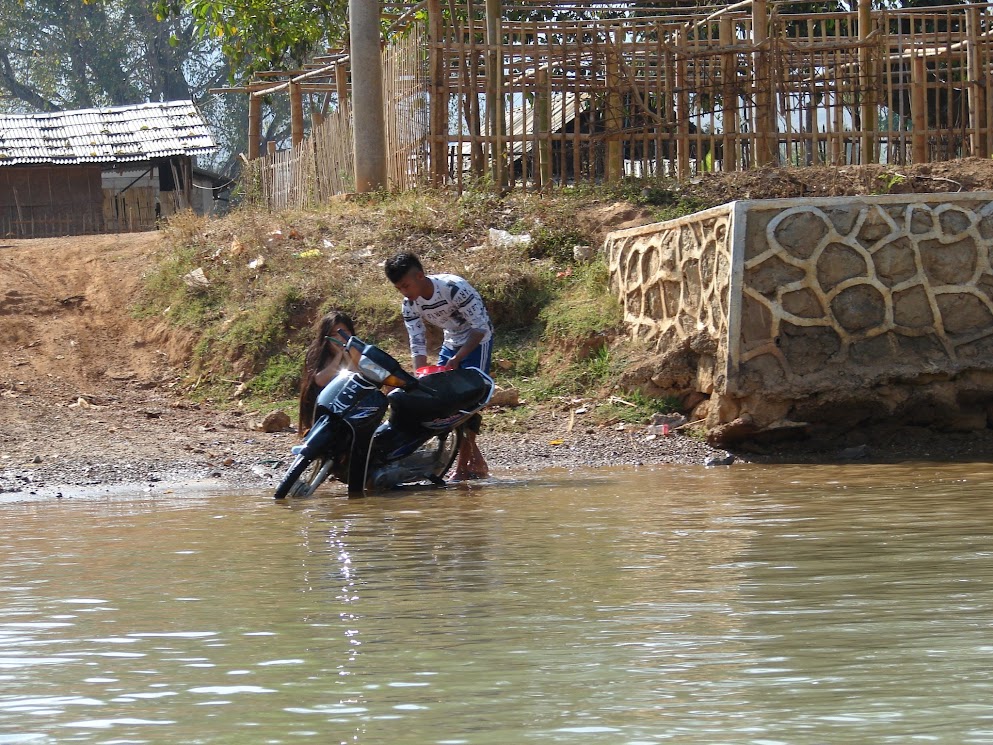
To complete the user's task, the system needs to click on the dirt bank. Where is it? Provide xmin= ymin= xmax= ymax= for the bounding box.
xmin=0 ymin=233 xmax=733 ymax=498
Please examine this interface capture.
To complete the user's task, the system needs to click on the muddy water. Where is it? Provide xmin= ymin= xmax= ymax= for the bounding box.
xmin=3 ymin=463 xmax=993 ymax=744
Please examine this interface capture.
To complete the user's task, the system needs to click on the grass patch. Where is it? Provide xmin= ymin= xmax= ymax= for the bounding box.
xmin=540 ymin=260 xmax=621 ymax=343
xmin=248 ymin=352 xmax=302 ymax=399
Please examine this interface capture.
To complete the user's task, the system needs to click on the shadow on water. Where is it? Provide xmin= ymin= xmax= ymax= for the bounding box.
xmin=3 ymin=462 xmax=993 ymax=743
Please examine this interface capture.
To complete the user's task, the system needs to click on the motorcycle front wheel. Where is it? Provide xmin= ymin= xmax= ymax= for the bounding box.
xmin=291 ymin=457 xmax=334 ymax=498
xmin=273 ymin=454 xmax=314 ymax=500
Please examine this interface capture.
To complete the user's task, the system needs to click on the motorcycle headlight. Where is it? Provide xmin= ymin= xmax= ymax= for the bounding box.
xmin=358 ymin=356 xmax=390 ymax=384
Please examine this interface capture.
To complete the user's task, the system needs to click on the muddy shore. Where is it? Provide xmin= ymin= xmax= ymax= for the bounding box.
xmin=0 ymin=377 xmax=737 ymax=498
xmin=5 ymin=376 xmax=993 ymax=500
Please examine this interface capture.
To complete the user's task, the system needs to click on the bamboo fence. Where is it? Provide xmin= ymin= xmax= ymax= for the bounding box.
xmin=241 ymin=28 xmax=428 ymax=208
xmin=238 ymin=1 xmax=993 ymax=207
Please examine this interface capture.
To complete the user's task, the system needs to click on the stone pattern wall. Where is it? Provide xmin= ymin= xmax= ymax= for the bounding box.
xmin=738 ymin=196 xmax=993 ymax=398
xmin=606 ymin=205 xmax=734 ymax=404
xmin=607 ymin=193 xmax=993 ymax=439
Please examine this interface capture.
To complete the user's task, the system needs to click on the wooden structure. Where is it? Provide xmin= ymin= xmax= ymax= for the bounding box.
xmin=232 ymin=1 xmax=993 ymax=208
xmin=0 ymin=101 xmax=217 ymax=238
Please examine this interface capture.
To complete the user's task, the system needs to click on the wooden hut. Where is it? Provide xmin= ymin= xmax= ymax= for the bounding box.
xmin=0 ymin=101 xmax=217 ymax=238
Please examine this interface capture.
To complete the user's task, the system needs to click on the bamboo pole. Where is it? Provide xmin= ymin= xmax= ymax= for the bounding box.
xmin=705 ymin=23 xmax=718 ymax=173
xmin=248 ymin=95 xmax=261 ymax=160
xmin=807 ymin=17 xmax=819 ymax=165
xmin=987 ymin=20 xmax=993 ymax=160
xmin=882 ymin=10 xmax=897 ymax=165
xmin=428 ymin=0 xmax=448 ymax=185
xmin=454 ymin=16 xmax=466 ymax=191
xmin=537 ymin=68 xmax=551 ymax=187
xmin=653 ymin=23 xmax=665 ymax=177
xmin=572 ymin=29 xmax=581 ymax=180
xmin=663 ymin=36 xmax=675 ymax=176
xmin=831 ymin=15 xmax=845 ymax=165
xmin=752 ymin=0 xmax=774 ymax=166
xmin=335 ymin=58 xmax=348 ymax=107
xmin=674 ymin=29 xmax=690 ymax=178
xmin=290 ymin=82 xmax=305 ymax=148
xmin=720 ymin=16 xmax=739 ymax=172
xmin=485 ymin=0 xmax=505 ymax=187
xmin=911 ymin=53 xmax=928 ymax=163
xmin=606 ymin=30 xmax=623 ymax=182
xmin=857 ymin=0 xmax=876 ymax=164
xmin=966 ymin=5 xmax=987 ymax=157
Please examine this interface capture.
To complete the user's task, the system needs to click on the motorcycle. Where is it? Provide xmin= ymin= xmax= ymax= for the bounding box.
xmin=273 ymin=334 xmax=495 ymax=499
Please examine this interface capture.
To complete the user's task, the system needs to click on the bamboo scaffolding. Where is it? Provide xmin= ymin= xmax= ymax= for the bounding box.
xmin=236 ymin=1 xmax=993 ymax=205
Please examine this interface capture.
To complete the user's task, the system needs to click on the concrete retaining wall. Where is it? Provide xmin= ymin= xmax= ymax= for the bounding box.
xmin=606 ymin=192 xmax=993 ymax=441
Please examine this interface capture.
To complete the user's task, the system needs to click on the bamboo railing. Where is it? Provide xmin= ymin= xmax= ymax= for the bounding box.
xmin=237 ymin=1 xmax=993 ymax=206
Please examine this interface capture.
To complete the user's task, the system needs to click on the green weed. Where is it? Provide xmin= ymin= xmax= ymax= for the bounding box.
xmin=540 ymin=260 xmax=621 ymax=343
xmin=248 ymin=353 xmax=302 ymax=399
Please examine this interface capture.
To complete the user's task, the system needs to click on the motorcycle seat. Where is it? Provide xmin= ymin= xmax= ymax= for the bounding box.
xmin=387 ymin=368 xmax=490 ymax=426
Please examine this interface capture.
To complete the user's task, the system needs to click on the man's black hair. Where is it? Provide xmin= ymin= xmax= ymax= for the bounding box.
xmin=384 ymin=252 xmax=424 ymax=283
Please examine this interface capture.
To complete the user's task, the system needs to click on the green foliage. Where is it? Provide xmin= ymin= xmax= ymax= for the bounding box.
xmin=875 ymin=170 xmax=907 ymax=193
xmin=133 ymin=245 xmax=224 ymax=327
xmin=475 ymin=257 xmax=556 ymax=330
xmin=653 ymin=195 xmax=706 ymax=222
xmin=155 ymin=0 xmax=348 ymax=79
xmin=248 ymin=353 xmax=302 ymax=399
xmin=595 ymin=390 xmax=681 ymax=425
xmin=0 ymin=0 xmax=224 ymax=115
xmin=540 ymin=260 xmax=621 ymax=342
xmin=528 ymin=226 xmax=589 ymax=263
xmin=222 ymin=287 xmax=299 ymax=361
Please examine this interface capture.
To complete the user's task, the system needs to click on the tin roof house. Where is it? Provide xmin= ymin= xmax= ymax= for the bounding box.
xmin=0 ymin=100 xmax=218 ymax=238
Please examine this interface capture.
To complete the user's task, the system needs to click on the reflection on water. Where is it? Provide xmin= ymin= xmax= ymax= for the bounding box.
xmin=3 ymin=462 xmax=993 ymax=743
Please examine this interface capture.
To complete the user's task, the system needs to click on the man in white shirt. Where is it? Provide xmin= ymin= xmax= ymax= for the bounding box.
xmin=385 ymin=252 xmax=492 ymax=481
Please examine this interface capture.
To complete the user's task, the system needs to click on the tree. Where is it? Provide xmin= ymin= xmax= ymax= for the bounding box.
xmin=0 ymin=0 xmax=227 ymax=111
xmin=0 ymin=0 xmax=252 ymax=173
xmin=155 ymin=0 xmax=349 ymax=79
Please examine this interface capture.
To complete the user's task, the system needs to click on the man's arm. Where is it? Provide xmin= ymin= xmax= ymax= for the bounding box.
xmin=444 ymin=328 xmax=486 ymax=369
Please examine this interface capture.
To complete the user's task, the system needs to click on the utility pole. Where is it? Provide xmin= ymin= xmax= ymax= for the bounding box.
xmin=349 ymin=0 xmax=387 ymax=191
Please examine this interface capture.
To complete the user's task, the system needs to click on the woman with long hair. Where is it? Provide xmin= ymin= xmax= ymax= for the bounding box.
xmin=298 ymin=310 xmax=356 ymax=435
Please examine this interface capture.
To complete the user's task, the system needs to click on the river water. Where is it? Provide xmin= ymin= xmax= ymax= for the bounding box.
xmin=3 ymin=462 xmax=993 ymax=744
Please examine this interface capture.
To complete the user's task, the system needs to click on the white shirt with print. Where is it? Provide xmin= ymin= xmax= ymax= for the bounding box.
xmin=401 ymin=273 xmax=492 ymax=358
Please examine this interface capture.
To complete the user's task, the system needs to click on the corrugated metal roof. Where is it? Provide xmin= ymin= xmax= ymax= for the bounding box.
xmin=0 ymin=100 xmax=217 ymax=166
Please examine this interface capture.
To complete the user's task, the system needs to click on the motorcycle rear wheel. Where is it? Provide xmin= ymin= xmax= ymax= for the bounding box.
xmin=431 ymin=428 xmax=462 ymax=479
xmin=273 ymin=454 xmax=313 ymax=500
